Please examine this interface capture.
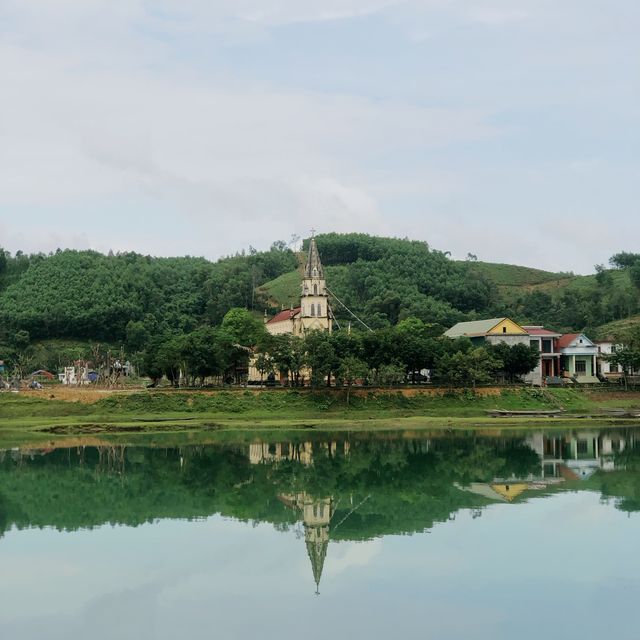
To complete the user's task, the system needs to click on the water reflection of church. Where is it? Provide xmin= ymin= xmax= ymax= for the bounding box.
xmin=278 ymin=493 xmax=333 ymax=595
xmin=246 ymin=432 xmax=637 ymax=583
xmin=248 ymin=440 xmax=348 ymax=593
xmin=249 ymin=440 xmax=350 ymax=466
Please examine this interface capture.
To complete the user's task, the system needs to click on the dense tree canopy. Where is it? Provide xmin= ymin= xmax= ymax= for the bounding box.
xmin=2 ymin=237 xmax=640 ymax=379
xmin=309 ymin=233 xmax=493 ymax=327
xmin=0 ymin=244 xmax=296 ymax=343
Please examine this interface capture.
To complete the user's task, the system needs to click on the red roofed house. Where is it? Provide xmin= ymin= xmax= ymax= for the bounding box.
xmin=265 ymin=307 xmax=304 ymax=336
xmin=522 ymin=326 xmax=562 ymax=385
xmin=557 ymin=333 xmax=599 ymax=383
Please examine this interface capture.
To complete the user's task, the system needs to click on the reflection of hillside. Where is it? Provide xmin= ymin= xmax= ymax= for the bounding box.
xmin=1 ymin=429 xmax=640 ymax=544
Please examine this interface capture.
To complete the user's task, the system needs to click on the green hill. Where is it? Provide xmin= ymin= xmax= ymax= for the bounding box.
xmin=1 ymin=234 xmax=639 ymax=351
xmin=463 ymin=261 xmax=571 ymax=287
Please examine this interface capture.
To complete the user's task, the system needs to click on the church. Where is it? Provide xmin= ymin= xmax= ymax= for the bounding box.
xmin=264 ymin=235 xmax=333 ymax=336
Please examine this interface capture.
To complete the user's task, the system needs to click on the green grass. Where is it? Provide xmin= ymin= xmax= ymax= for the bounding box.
xmin=464 ymin=261 xmax=570 ymax=287
xmin=259 ymin=265 xmax=348 ymax=308
xmin=595 ymin=314 xmax=640 ymax=340
xmin=2 ymin=387 xmax=640 ymax=446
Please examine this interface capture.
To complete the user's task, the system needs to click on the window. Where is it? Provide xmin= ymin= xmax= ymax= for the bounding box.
xmin=575 ymin=360 xmax=587 ymax=374
xmin=530 ymin=340 xmax=539 ymax=350
xmin=542 ymin=339 xmax=552 ymax=353
xmin=314 ymin=284 xmax=318 ymax=295
xmin=502 ymin=327 xmax=507 ymax=333
xmin=318 ymin=305 xmax=322 ymax=316
xmin=577 ymin=440 xmax=588 ymax=454
xmin=311 ymin=304 xmax=316 ymax=316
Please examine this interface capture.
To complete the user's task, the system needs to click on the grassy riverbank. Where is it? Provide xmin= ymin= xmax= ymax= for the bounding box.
xmin=2 ymin=386 xmax=640 ymax=445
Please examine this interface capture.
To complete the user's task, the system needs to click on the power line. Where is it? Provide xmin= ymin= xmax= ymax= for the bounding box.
xmin=325 ymin=286 xmax=373 ymax=332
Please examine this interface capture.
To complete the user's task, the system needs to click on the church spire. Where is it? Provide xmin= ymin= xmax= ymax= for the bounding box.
xmin=304 ymin=236 xmax=324 ymax=279
xmin=306 ymin=533 xmax=329 ymax=595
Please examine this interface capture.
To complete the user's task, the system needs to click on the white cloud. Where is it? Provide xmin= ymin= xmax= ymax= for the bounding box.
xmin=0 ymin=0 xmax=638 ymax=270
xmin=0 ymin=30 xmax=495 ymax=258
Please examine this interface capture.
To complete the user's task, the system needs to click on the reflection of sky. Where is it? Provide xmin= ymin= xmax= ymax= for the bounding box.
xmin=2 ymin=492 xmax=639 ymax=640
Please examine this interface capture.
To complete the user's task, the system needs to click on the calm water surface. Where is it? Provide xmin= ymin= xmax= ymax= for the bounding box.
xmin=1 ymin=427 xmax=640 ymax=639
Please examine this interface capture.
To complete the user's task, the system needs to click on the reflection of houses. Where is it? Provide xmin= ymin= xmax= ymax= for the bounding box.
xmin=249 ymin=440 xmax=350 ymax=466
xmin=279 ymin=493 xmax=333 ymax=594
xmin=461 ymin=480 xmax=560 ymax=502
xmin=526 ymin=432 xmax=627 ymax=479
xmin=464 ymin=431 xmax=631 ymax=503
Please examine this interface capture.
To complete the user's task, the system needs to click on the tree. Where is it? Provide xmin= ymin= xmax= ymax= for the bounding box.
xmin=609 ymin=325 xmax=640 ymax=388
xmin=221 ymin=308 xmax=266 ymax=347
xmin=125 ymin=320 xmax=151 ymax=353
xmin=490 ymin=343 xmax=540 ymax=383
xmin=181 ymin=327 xmax=225 ymax=385
xmin=595 ymin=264 xmax=613 ymax=289
xmin=13 ymin=330 xmax=30 ymax=350
xmin=303 ymin=331 xmax=335 ymax=388
xmin=436 ymin=348 xmax=502 ymax=390
xmin=377 ymin=363 xmax=406 ymax=387
xmin=393 ymin=317 xmax=441 ymax=374
xmin=610 ymin=252 xmax=640 ymax=269
xmin=254 ymin=353 xmax=274 ymax=385
xmin=336 ymin=356 xmax=369 ymax=405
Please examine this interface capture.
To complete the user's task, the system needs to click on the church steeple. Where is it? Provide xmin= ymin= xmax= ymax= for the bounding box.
xmin=300 ymin=235 xmax=332 ymax=333
xmin=306 ymin=528 xmax=329 ymax=595
xmin=304 ymin=236 xmax=324 ymax=279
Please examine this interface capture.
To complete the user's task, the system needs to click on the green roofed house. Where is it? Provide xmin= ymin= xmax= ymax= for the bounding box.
xmin=444 ymin=317 xmax=531 ymax=347
xmin=444 ymin=318 xmax=565 ymax=386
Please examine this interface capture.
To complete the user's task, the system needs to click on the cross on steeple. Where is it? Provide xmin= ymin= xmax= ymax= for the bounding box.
xmin=310 ymin=228 xmax=316 ymax=238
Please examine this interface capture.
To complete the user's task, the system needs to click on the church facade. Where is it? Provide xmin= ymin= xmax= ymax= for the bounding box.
xmin=264 ymin=236 xmax=333 ymax=336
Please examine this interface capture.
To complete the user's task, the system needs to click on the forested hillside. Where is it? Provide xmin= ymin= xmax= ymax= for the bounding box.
xmin=0 ymin=244 xmax=297 ymax=342
xmin=1 ymin=234 xmax=639 ymax=355
xmin=262 ymin=234 xmax=493 ymax=328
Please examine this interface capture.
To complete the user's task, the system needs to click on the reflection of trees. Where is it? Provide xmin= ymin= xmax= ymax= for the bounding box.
xmin=0 ymin=432 xmax=638 ymax=539
xmin=600 ymin=443 xmax=640 ymax=512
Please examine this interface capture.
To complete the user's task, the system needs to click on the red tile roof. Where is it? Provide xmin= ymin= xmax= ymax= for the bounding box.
xmin=523 ymin=326 xmax=561 ymax=337
xmin=557 ymin=333 xmax=581 ymax=348
xmin=267 ymin=307 xmax=301 ymax=324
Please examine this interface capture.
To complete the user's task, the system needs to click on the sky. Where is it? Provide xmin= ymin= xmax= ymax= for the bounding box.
xmin=0 ymin=1 xmax=638 ymax=273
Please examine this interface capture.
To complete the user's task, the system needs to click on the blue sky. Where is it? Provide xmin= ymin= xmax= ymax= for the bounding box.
xmin=0 ymin=1 xmax=638 ymax=272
